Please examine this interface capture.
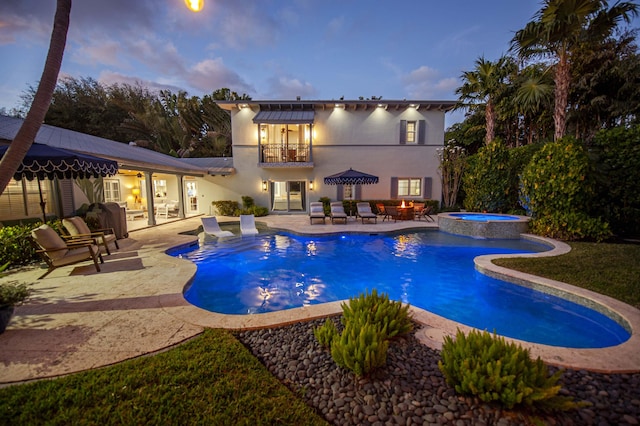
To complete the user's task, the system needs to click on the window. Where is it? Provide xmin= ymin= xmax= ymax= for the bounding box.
xmin=400 ymin=120 xmax=426 ymax=144
xmin=397 ymin=178 xmax=422 ymax=197
xmin=406 ymin=121 xmax=416 ymax=144
xmin=343 ymin=184 xmax=355 ymax=200
xmin=153 ymin=179 xmax=167 ymax=198
xmin=104 ymin=179 xmax=121 ymax=202
xmin=0 ymin=179 xmax=49 ymax=220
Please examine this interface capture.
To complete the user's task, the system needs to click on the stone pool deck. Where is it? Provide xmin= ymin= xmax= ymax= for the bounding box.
xmin=1 ymin=214 xmax=639 ymax=385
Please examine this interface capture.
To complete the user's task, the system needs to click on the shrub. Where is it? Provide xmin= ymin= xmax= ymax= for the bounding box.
xmin=530 ymin=211 xmax=611 ymax=242
xmin=438 ymin=329 xmax=578 ymax=411
xmin=590 ymin=125 xmax=640 ymax=237
xmin=519 ymin=137 xmax=608 ymax=241
xmin=314 ymin=289 xmax=413 ymax=377
xmin=330 ymin=321 xmax=389 ymax=377
xmin=211 ymin=200 xmax=240 ymax=216
xmin=241 ymin=196 xmax=255 ymax=209
xmin=341 ymin=289 xmax=413 ymax=340
xmin=0 ymin=224 xmax=39 ymax=267
xmin=463 ymin=139 xmax=511 ymax=212
xmin=313 ymin=318 xmax=339 ymax=348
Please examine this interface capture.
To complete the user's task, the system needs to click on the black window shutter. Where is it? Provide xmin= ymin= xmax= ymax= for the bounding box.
xmin=423 ymin=177 xmax=432 ymax=199
xmin=355 ymin=185 xmax=362 ymax=200
xmin=390 ymin=177 xmax=398 ymax=199
xmin=399 ymin=120 xmax=407 ymax=145
xmin=337 ymin=184 xmax=344 ymax=201
xmin=418 ymin=120 xmax=426 ymax=145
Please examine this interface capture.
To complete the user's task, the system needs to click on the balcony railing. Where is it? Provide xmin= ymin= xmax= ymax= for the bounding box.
xmin=260 ymin=144 xmax=310 ymax=163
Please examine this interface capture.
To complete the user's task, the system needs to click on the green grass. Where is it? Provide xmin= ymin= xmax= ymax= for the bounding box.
xmin=494 ymin=241 xmax=640 ymax=309
xmin=0 ymin=329 xmax=327 ymax=425
xmin=1 ymin=241 xmax=637 ymax=424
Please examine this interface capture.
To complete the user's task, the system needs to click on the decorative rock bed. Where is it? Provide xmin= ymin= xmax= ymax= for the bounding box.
xmin=235 ymin=317 xmax=640 ymax=425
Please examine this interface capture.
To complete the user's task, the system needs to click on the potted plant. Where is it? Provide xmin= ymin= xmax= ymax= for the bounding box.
xmin=0 ymin=263 xmax=32 ymax=334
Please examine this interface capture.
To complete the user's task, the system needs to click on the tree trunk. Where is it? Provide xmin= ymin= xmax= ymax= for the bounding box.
xmin=0 ymin=0 xmax=71 ymax=196
xmin=485 ymin=100 xmax=495 ymax=145
xmin=553 ymin=51 xmax=570 ymax=141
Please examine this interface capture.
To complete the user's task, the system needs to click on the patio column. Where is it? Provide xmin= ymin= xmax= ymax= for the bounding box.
xmin=176 ymin=175 xmax=185 ymax=218
xmin=144 ymin=172 xmax=156 ymax=226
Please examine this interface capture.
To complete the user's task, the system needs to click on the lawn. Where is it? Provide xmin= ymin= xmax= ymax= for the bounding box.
xmin=494 ymin=241 xmax=640 ymax=309
xmin=0 ymin=241 xmax=637 ymax=424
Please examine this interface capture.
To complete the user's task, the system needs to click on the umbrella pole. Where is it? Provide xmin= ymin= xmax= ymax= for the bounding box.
xmin=37 ymin=178 xmax=47 ymax=223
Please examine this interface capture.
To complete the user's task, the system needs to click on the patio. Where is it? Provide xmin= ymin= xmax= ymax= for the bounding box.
xmin=0 ymin=215 xmax=638 ymax=386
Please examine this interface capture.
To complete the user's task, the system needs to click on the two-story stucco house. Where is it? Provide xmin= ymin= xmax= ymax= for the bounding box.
xmin=207 ymin=99 xmax=455 ymax=213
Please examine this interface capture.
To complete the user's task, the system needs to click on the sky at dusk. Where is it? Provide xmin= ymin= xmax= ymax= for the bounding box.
xmin=1 ymin=1 xmax=638 ymax=128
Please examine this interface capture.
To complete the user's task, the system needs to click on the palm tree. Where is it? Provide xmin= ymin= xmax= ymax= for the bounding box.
xmin=0 ymin=0 xmax=71 ymax=197
xmin=515 ymin=65 xmax=554 ymax=144
xmin=510 ymin=0 xmax=638 ymax=141
xmin=456 ymin=56 xmax=516 ymax=145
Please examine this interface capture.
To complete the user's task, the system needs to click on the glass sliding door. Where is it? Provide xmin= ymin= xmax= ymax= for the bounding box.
xmin=270 ymin=180 xmax=306 ymax=212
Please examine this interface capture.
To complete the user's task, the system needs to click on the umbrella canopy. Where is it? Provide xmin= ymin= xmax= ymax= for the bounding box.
xmin=0 ymin=143 xmax=119 ymax=222
xmin=324 ymin=168 xmax=379 ymax=185
xmin=0 ymin=143 xmax=118 ymax=181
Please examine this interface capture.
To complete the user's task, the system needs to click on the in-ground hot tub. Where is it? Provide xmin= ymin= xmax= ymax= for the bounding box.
xmin=438 ymin=212 xmax=531 ymax=239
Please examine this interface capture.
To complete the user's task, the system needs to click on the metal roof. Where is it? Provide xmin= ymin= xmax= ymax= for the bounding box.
xmin=0 ymin=115 xmax=233 ymax=176
xmin=252 ymin=110 xmax=315 ymax=124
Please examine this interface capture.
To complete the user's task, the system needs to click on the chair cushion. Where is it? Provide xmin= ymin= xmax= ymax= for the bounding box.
xmin=311 ymin=206 xmax=324 ymax=213
xmin=32 ymin=225 xmax=68 ymax=260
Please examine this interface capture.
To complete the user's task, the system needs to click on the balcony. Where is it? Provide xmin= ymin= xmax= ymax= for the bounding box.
xmin=259 ymin=144 xmax=314 ymax=168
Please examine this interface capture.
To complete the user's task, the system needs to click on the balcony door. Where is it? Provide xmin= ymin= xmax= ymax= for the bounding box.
xmin=270 ymin=181 xmax=305 ymax=212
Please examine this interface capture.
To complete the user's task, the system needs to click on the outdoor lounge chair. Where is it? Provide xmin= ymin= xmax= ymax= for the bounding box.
xmin=201 ymin=217 xmax=234 ymax=238
xmin=240 ymin=214 xmax=259 ymax=236
xmin=62 ymin=216 xmax=119 ymax=255
xmin=330 ymin=202 xmax=348 ymax=224
xmin=31 ymin=224 xmax=103 ymax=279
xmin=356 ymin=202 xmax=377 ymax=224
xmin=309 ymin=202 xmax=326 ymax=224
xmin=415 ymin=205 xmax=435 ymax=222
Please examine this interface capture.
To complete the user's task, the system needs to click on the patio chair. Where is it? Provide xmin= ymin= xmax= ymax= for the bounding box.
xmin=201 ymin=217 xmax=234 ymax=238
xmin=31 ymin=224 xmax=103 ymax=279
xmin=376 ymin=204 xmax=389 ymax=221
xmin=240 ymin=214 xmax=259 ymax=236
xmin=356 ymin=202 xmax=377 ymax=224
xmin=62 ymin=216 xmax=119 ymax=255
xmin=309 ymin=202 xmax=326 ymax=224
xmin=415 ymin=205 xmax=435 ymax=222
xmin=330 ymin=202 xmax=348 ymax=224
xmin=383 ymin=205 xmax=401 ymax=222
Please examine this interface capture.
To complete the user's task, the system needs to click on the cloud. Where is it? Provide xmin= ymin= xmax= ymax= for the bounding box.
xmin=265 ymin=76 xmax=317 ymax=99
xmin=187 ymin=58 xmax=254 ymax=95
xmin=401 ymin=65 xmax=459 ymax=99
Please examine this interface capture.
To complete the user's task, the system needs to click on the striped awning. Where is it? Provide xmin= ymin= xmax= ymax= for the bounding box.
xmin=252 ymin=110 xmax=315 ymax=124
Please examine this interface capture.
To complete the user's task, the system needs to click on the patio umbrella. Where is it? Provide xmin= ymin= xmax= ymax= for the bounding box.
xmin=0 ymin=143 xmax=119 ymax=223
xmin=323 ymin=167 xmax=379 ymax=185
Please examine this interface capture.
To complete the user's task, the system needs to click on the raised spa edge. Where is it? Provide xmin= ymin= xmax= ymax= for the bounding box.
xmin=438 ymin=212 xmax=531 ymax=239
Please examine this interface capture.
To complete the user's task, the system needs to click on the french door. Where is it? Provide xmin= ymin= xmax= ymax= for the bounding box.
xmin=270 ymin=180 xmax=305 ymax=212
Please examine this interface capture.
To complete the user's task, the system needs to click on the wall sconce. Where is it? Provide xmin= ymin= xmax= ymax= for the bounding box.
xmin=262 ymin=180 xmax=268 ymax=191
xmin=308 ymin=181 xmax=314 ymax=191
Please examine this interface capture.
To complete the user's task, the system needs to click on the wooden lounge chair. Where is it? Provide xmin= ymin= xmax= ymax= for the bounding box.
xmin=356 ymin=202 xmax=377 ymax=224
xmin=309 ymin=202 xmax=326 ymax=224
xmin=330 ymin=202 xmax=348 ymax=224
xmin=31 ymin=224 xmax=103 ymax=279
xmin=240 ymin=214 xmax=259 ymax=236
xmin=415 ymin=205 xmax=435 ymax=222
xmin=62 ymin=216 xmax=119 ymax=255
xmin=201 ymin=217 xmax=234 ymax=238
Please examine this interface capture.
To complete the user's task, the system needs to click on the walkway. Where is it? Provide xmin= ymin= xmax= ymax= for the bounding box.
xmin=0 ymin=215 xmax=638 ymax=385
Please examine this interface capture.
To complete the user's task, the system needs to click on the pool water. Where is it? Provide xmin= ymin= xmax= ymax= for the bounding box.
xmin=172 ymin=231 xmax=630 ymax=348
xmin=450 ymin=213 xmax=521 ymax=221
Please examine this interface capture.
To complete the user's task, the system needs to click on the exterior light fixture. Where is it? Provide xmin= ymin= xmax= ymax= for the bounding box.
xmin=309 ymin=181 xmax=314 ymax=191
xmin=184 ymin=0 xmax=204 ymax=12
xmin=377 ymin=103 xmax=388 ymax=110
xmin=262 ymin=180 xmax=268 ymax=191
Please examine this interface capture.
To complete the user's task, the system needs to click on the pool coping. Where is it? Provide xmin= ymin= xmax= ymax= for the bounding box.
xmin=168 ymin=230 xmax=640 ymax=374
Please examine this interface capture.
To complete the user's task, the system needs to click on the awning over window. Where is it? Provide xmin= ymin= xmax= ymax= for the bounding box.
xmin=252 ymin=110 xmax=315 ymax=124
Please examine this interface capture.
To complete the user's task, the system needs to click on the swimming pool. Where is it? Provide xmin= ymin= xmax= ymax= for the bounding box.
xmin=172 ymin=230 xmax=630 ymax=348
xmin=438 ymin=212 xmax=531 ymax=238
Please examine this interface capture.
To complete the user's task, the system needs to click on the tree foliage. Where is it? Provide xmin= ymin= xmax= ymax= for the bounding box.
xmin=463 ymin=139 xmax=511 ymax=212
